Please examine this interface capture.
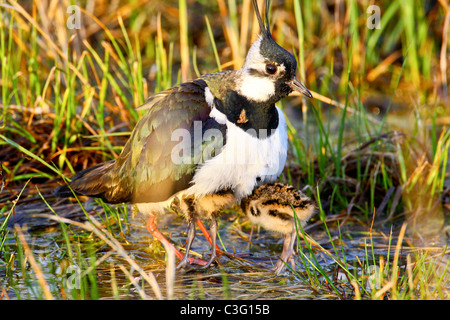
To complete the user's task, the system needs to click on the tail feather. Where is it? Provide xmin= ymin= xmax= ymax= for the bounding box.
xmin=54 ymin=160 xmax=131 ymax=204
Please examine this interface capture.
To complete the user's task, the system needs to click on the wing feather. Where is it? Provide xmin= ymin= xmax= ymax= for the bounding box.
xmin=112 ymin=79 xmax=225 ymax=203
xmin=56 ymin=77 xmax=228 ymax=204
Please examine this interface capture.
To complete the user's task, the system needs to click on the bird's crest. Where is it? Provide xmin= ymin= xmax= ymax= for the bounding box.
xmin=252 ymin=0 xmax=272 ymax=40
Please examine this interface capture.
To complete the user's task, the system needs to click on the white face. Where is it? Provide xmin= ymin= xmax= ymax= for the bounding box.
xmin=239 ymin=36 xmax=286 ymax=102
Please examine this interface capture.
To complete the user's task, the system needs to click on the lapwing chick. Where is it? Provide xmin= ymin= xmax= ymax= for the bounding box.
xmin=241 ymin=183 xmax=316 ymax=275
xmin=54 ymin=0 xmax=312 ymax=270
xmin=168 ymin=190 xmax=236 ymax=269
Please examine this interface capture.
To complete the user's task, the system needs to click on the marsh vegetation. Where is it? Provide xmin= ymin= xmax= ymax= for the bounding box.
xmin=0 ymin=0 xmax=449 ymax=300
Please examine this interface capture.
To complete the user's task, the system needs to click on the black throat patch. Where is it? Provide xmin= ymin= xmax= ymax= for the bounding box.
xmin=214 ymin=90 xmax=279 ymax=138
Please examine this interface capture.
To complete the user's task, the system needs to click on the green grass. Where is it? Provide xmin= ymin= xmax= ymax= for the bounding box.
xmin=293 ymin=207 xmax=450 ymax=299
xmin=0 ymin=0 xmax=449 ymax=300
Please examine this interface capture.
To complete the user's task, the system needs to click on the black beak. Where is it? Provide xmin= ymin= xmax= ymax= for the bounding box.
xmin=287 ymin=76 xmax=312 ymax=98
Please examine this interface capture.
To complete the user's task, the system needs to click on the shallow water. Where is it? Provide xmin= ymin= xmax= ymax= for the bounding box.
xmin=2 ymin=192 xmax=448 ymax=300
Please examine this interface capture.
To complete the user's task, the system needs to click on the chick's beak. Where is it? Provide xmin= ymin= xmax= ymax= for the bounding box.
xmin=287 ymin=76 xmax=313 ymax=98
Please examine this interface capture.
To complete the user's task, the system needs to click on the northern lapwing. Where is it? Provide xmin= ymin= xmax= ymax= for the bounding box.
xmin=55 ymin=0 xmax=312 ymax=269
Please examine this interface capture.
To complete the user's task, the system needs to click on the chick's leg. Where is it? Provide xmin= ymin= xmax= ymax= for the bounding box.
xmin=201 ymin=217 xmax=219 ymax=269
xmin=177 ymin=221 xmax=198 ymax=269
xmin=274 ymin=230 xmax=297 ymax=275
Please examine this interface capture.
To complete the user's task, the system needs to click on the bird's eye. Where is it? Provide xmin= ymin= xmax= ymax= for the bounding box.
xmin=265 ymin=64 xmax=277 ymax=75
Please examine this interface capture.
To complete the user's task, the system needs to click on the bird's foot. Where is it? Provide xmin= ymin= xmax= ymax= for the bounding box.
xmin=176 ymin=255 xmax=209 ymax=271
xmin=176 ymin=260 xmax=194 ymax=271
xmin=274 ymin=259 xmax=287 ymax=275
xmin=199 ymin=253 xmax=219 ymax=269
xmin=273 ymin=252 xmax=296 ymax=275
xmin=189 ymin=256 xmax=209 ymax=266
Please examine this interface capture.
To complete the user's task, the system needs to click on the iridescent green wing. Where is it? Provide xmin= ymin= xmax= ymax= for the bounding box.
xmin=113 ymin=79 xmax=226 ymax=203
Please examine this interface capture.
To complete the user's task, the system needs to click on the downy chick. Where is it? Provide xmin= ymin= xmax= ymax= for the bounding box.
xmin=241 ymin=183 xmax=316 ymax=275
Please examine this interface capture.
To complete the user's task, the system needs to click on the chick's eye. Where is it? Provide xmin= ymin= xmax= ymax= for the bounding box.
xmin=265 ymin=64 xmax=277 ymax=75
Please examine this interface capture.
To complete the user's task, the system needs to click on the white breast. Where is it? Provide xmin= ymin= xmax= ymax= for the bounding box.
xmin=188 ymin=107 xmax=288 ymax=200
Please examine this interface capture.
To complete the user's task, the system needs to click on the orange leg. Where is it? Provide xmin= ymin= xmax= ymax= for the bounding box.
xmin=146 ymin=215 xmax=207 ymax=266
xmin=195 ymin=220 xmax=245 ymax=260
xmin=195 ymin=220 xmax=222 ymax=254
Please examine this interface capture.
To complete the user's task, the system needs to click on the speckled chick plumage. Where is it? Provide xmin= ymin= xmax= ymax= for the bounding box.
xmin=241 ymin=182 xmax=316 ymax=274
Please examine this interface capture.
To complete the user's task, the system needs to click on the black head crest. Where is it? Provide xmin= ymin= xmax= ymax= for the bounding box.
xmin=252 ymin=0 xmax=272 ymax=39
